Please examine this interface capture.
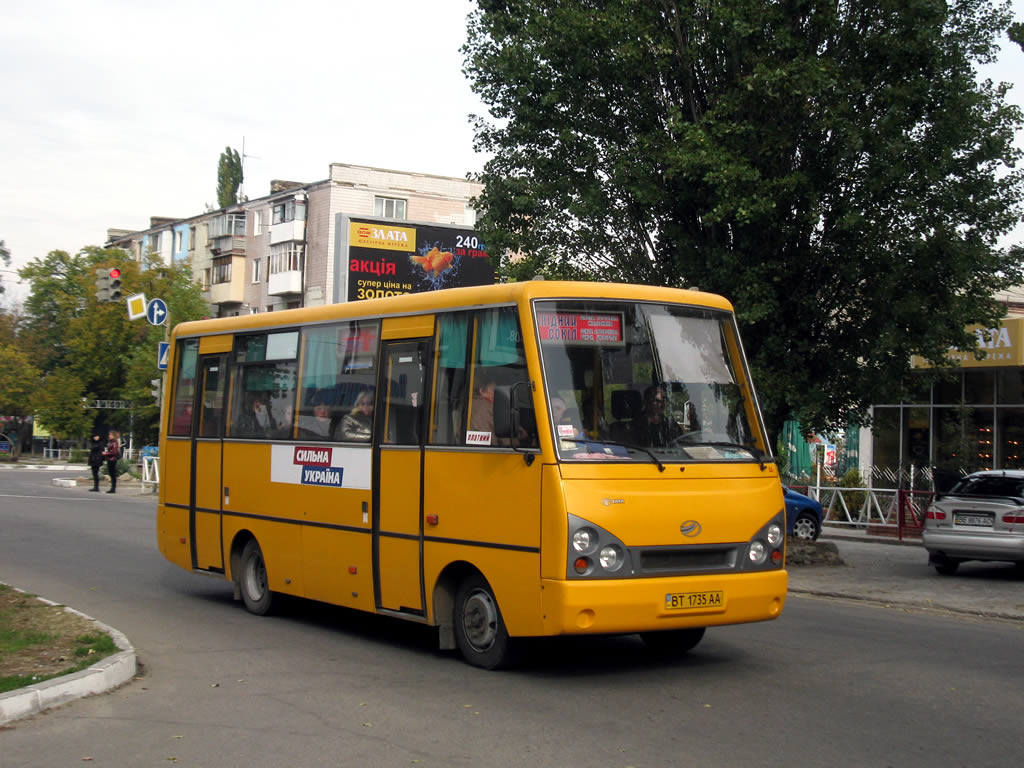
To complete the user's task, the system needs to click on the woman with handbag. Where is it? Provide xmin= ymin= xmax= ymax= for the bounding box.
xmin=102 ymin=430 xmax=121 ymax=493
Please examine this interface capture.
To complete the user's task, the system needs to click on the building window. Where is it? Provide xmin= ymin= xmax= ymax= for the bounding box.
xmin=254 ymin=211 xmax=264 ymax=235
xmin=189 ymin=226 xmax=196 ymax=251
xmin=270 ymin=243 xmax=305 ymax=274
xmin=249 ymin=307 xmax=260 ymax=314
xmin=212 ymin=256 xmax=232 ymax=284
xmin=252 ymin=259 xmax=261 ymax=284
xmin=173 ymin=230 xmax=183 ymax=252
xmin=374 ymin=196 xmax=406 ymax=220
xmin=147 ymin=232 xmax=162 ymax=253
xmin=271 ymin=199 xmax=305 ymax=224
xmin=202 ymin=268 xmax=211 ymax=290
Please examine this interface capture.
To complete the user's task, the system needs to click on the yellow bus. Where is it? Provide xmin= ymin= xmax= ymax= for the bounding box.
xmin=157 ymin=280 xmax=787 ymax=668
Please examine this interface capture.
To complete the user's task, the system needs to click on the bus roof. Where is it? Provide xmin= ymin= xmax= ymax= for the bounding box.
xmin=171 ymin=281 xmax=734 ymax=340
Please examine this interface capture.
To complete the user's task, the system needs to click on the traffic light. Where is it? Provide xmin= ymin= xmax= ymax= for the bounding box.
xmin=95 ymin=267 xmax=110 ymax=302
xmin=150 ymin=378 xmax=162 ymax=402
xmin=108 ymin=268 xmax=122 ymax=302
xmin=94 ymin=267 xmax=123 ymax=303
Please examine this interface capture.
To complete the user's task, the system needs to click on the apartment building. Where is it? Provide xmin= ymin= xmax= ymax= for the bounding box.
xmin=107 ymin=162 xmax=484 ymax=317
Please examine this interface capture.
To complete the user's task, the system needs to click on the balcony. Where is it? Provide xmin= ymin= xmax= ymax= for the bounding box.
xmin=270 ymin=219 xmax=305 ymax=245
xmin=209 ymin=236 xmax=246 ymax=257
xmin=268 ymin=269 xmax=303 ymax=296
xmin=207 ymin=254 xmax=246 ymax=305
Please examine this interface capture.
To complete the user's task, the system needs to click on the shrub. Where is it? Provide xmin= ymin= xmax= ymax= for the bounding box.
xmin=835 ymin=468 xmax=867 ymax=518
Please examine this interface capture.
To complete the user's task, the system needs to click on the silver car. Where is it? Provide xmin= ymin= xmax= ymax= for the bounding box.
xmin=923 ymin=469 xmax=1024 ymax=575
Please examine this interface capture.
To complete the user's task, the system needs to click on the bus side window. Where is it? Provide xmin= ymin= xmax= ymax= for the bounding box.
xmin=297 ymin=321 xmax=379 ymax=442
xmin=170 ymin=339 xmax=199 ymax=436
xmin=465 ymin=307 xmax=534 ymax=448
xmin=431 ymin=313 xmax=471 ymax=446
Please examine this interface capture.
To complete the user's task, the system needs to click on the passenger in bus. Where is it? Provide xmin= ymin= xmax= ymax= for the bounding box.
xmin=469 ymin=374 xmax=501 ymax=442
xmin=299 ymin=391 xmax=335 ymax=440
xmin=469 ymin=375 xmax=496 ymax=433
xmin=630 ymin=385 xmax=682 ymax=447
xmin=339 ymin=391 xmax=374 ymax=442
xmin=238 ymin=392 xmax=276 ymax=438
xmin=550 ymin=396 xmax=567 ymax=426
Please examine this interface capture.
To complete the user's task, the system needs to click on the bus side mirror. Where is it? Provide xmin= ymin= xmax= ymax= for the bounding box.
xmin=493 ymin=386 xmax=513 ymax=439
xmin=493 ymin=384 xmax=537 ymax=446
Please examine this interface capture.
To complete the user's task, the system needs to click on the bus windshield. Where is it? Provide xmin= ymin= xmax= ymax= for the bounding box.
xmin=534 ymin=299 xmax=768 ymax=463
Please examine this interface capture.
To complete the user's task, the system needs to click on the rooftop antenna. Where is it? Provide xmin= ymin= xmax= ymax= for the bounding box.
xmin=238 ymin=136 xmax=260 ymax=202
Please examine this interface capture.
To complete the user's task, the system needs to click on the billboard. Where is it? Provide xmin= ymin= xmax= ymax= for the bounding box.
xmin=342 ymin=217 xmax=494 ymax=303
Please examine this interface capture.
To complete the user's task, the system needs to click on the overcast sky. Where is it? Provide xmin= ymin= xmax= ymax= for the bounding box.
xmin=2 ymin=0 xmax=1022 ymax=306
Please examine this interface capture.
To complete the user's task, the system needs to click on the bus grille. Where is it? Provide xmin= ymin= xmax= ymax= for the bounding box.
xmin=637 ymin=546 xmax=738 ymax=574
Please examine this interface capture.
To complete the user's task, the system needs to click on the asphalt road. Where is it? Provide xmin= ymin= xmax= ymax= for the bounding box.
xmin=1 ymin=466 xmax=1022 ymax=767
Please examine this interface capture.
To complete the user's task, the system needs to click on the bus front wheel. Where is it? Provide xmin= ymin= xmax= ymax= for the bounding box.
xmin=454 ymin=574 xmax=517 ymax=670
xmin=640 ymin=627 xmax=706 ymax=657
xmin=238 ymin=539 xmax=275 ymax=616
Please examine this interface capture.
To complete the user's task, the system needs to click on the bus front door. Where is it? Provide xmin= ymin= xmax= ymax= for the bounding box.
xmin=190 ymin=354 xmax=227 ymax=571
xmin=373 ymin=340 xmax=431 ymax=616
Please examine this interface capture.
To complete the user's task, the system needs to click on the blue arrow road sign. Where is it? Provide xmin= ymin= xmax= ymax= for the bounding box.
xmin=158 ymin=341 xmax=170 ymax=370
xmin=147 ymin=298 xmax=168 ymax=326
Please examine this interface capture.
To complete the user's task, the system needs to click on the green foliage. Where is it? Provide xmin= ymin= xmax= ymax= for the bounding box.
xmin=0 ymin=345 xmax=40 ymax=420
xmin=17 ymin=245 xmax=209 ymax=444
xmin=0 ymin=239 xmax=9 ymax=296
xmin=464 ymin=0 xmax=1024 ymax=443
xmin=217 ymin=146 xmax=244 ymax=208
xmin=35 ymin=369 xmax=92 ymax=440
xmin=836 ymin=467 xmax=867 ymax=515
xmin=0 ymin=344 xmax=42 ymax=459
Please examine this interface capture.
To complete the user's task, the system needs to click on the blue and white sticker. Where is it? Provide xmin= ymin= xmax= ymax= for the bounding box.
xmin=270 ymin=445 xmax=371 ymax=489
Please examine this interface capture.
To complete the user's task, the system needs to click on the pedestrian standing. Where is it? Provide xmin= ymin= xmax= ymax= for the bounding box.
xmin=88 ymin=434 xmax=104 ymax=492
xmin=103 ymin=430 xmax=121 ymax=494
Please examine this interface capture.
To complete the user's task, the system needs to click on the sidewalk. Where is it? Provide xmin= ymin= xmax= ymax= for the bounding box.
xmin=790 ymin=527 xmax=1024 ymax=622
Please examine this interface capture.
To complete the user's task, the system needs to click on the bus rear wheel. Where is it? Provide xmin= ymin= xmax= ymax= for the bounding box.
xmin=640 ymin=627 xmax=706 ymax=657
xmin=238 ymin=539 xmax=275 ymax=616
xmin=454 ymin=574 xmax=517 ymax=670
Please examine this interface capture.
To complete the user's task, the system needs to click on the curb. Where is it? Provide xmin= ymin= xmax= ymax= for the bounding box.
xmin=0 ymin=592 xmax=137 ymax=726
xmin=50 ymin=477 xmax=153 ymax=493
xmin=787 ymin=585 xmax=1024 ymax=623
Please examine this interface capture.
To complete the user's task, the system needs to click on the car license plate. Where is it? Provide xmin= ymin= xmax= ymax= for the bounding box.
xmin=954 ymin=513 xmax=994 ymax=527
xmin=665 ymin=591 xmax=724 ymax=610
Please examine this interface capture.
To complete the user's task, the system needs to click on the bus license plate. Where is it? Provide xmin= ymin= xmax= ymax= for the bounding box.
xmin=665 ymin=591 xmax=724 ymax=610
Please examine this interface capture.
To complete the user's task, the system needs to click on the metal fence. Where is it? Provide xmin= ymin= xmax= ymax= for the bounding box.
xmin=790 ymin=484 xmax=933 ymax=541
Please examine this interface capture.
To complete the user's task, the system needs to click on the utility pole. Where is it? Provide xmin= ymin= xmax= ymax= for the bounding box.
xmin=238 ymin=136 xmax=259 ymax=202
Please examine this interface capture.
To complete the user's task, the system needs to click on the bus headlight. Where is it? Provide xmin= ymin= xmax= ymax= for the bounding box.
xmin=748 ymin=540 xmax=767 ymax=564
xmin=599 ymin=544 xmax=624 ymax=572
xmin=766 ymin=524 xmax=783 ymax=547
xmin=572 ymin=528 xmax=598 ymax=554
xmin=567 ymin=515 xmax=632 ymax=579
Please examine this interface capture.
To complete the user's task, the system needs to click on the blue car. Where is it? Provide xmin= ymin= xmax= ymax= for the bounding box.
xmin=784 ymin=487 xmax=824 ymax=541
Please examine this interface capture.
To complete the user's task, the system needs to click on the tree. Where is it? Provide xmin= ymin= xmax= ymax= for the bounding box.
xmin=0 ymin=344 xmax=41 ymax=459
xmin=0 ymin=239 xmax=10 ymax=297
xmin=35 ymin=369 xmax=92 ymax=441
xmin=217 ymin=146 xmax=244 ymax=208
xmin=17 ymin=249 xmax=91 ymax=374
xmin=463 ymin=0 xmax=1024 ymax=444
xmin=18 ymin=245 xmax=209 ymax=446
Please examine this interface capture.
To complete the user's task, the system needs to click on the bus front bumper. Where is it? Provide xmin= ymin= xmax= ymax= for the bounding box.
xmin=539 ymin=570 xmax=788 ymax=636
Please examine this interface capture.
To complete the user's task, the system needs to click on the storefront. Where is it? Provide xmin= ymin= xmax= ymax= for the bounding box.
xmin=869 ymin=318 xmax=1024 ymax=483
